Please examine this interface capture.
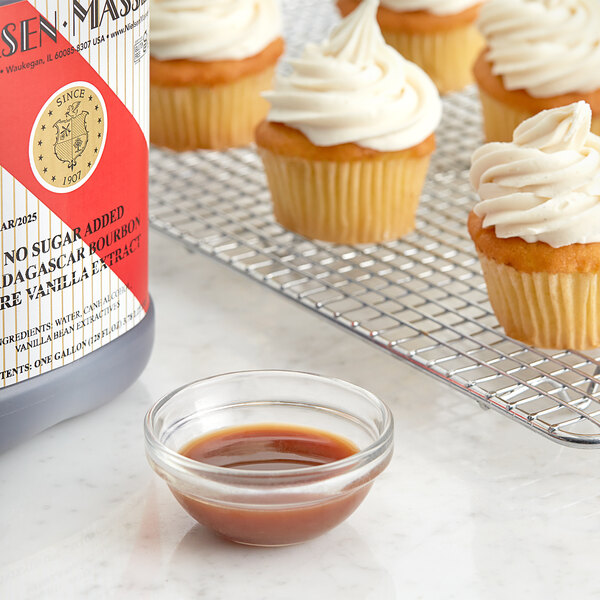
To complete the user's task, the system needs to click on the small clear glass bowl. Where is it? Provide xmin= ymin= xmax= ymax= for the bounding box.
xmin=144 ymin=370 xmax=394 ymax=546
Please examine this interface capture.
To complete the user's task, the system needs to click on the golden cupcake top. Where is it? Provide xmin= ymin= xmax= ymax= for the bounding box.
xmin=478 ymin=0 xmax=600 ymax=98
xmin=263 ymin=0 xmax=441 ymax=151
xmin=470 ymin=102 xmax=600 ymax=248
xmin=381 ymin=0 xmax=482 ymax=15
xmin=150 ymin=0 xmax=282 ymax=61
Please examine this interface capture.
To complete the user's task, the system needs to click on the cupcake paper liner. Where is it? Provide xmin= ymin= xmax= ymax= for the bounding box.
xmin=477 ymin=88 xmax=537 ymax=143
xmin=382 ymin=24 xmax=483 ymax=94
xmin=478 ymin=253 xmax=600 ymax=349
xmin=257 ymin=149 xmax=431 ymax=244
xmin=478 ymin=88 xmax=600 ymax=143
xmin=150 ymin=66 xmax=276 ymax=151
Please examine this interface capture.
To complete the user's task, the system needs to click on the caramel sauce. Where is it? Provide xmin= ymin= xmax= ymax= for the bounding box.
xmin=173 ymin=424 xmax=369 ymax=546
xmin=180 ymin=423 xmax=358 ymax=470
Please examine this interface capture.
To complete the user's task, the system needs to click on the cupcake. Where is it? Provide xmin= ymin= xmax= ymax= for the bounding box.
xmin=468 ymin=102 xmax=600 ymax=349
xmin=255 ymin=0 xmax=441 ymax=244
xmin=475 ymin=0 xmax=600 ymax=143
xmin=337 ymin=0 xmax=485 ymax=94
xmin=149 ymin=0 xmax=284 ymax=150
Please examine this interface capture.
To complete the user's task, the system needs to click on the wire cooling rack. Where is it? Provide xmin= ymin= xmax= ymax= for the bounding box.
xmin=148 ymin=0 xmax=600 ymax=448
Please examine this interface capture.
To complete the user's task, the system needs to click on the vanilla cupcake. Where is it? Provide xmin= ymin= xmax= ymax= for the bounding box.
xmin=337 ymin=0 xmax=485 ymax=94
xmin=255 ymin=0 xmax=441 ymax=244
xmin=475 ymin=0 xmax=600 ymax=143
xmin=469 ymin=102 xmax=600 ymax=349
xmin=149 ymin=0 xmax=284 ymax=151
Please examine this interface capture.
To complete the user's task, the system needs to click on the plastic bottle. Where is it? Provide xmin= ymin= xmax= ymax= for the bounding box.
xmin=0 ymin=0 xmax=154 ymax=451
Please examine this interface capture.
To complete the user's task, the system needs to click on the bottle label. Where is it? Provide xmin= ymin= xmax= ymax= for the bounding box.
xmin=0 ymin=0 xmax=149 ymax=388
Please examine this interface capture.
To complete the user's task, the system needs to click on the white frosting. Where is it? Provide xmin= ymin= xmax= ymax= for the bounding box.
xmin=264 ymin=0 xmax=441 ymax=151
xmin=150 ymin=0 xmax=282 ymax=61
xmin=470 ymin=102 xmax=600 ymax=248
xmin=380 ymin=0 xmax=480 ymax=16
xmin=478 ymin=0 xmax=600 ymax=98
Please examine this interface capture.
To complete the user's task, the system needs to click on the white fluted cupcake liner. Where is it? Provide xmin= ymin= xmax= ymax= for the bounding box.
xmin=258 ymin=149 xmax=431 ymax=244
xmin=479 ymin=252 xmax=600 ymax=349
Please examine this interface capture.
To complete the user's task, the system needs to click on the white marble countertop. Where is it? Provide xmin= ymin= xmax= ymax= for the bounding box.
xmin=1 ymin=231 xmax=599 ymax=599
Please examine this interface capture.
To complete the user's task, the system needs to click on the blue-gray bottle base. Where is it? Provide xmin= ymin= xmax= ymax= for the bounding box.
xmin=0 ymin=299 xmax=155 ymax=453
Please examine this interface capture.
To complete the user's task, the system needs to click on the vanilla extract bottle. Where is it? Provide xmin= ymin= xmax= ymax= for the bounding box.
xmin=0 ymin=0 xmax=154 ymax=451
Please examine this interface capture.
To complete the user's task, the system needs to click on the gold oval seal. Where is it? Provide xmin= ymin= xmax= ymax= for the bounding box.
xmin=30 ymin=82 xmax=106 ymax=193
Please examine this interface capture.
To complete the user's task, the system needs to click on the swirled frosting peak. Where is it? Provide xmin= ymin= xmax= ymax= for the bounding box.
xmin=381 ymin=0 xmax=481 ymax=16
xmin=150 ymin=0 xmax=281 ymax=62
xmin=478 ymin=0 xmax=600 ymax=98
xmin=264 ymin=0 xmax=441 ymax=151
xmin=470 ymin=102 xmax=600 ymax=248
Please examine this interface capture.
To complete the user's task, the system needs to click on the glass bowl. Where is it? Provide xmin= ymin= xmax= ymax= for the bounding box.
xmin=144 ymin=370 xmax=394 ymax=546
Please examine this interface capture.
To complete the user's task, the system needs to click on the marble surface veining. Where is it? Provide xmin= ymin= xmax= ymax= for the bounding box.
xmin=0 ymin=233 xmax=599 ymax=599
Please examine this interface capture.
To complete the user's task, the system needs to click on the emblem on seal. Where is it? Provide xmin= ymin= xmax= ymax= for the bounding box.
xmin=30 ymin=82 xmax=107 ymax=193
xmin=53 ymin=101 xmax=89 ymax=170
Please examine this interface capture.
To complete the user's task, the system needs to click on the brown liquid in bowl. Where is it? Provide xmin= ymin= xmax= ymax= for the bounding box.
xmin=173 ymin=424 xmax=370 ymax=546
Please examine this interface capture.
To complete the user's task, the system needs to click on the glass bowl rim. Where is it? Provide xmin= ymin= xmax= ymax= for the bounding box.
xmin=144 ymin=369 xmax=394 ymax=481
